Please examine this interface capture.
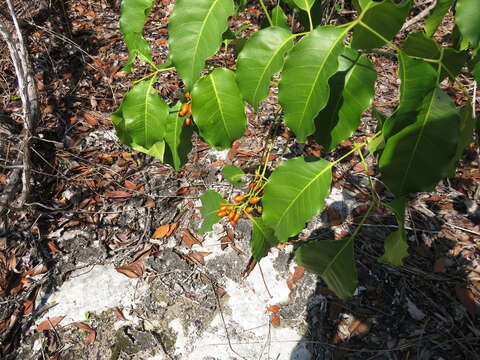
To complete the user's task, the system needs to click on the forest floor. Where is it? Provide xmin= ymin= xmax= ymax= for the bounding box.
xmin=0 ymin=1 xmax=479 ymax=359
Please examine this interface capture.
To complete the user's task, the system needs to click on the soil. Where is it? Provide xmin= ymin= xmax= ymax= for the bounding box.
xmin=0 ymin=1 xmax=479 ymax=359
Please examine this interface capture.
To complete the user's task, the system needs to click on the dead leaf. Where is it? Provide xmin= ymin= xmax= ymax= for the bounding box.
xmin=348 ymin=318 xmax=371 ymax=338
xmin=181 ymin=230 xmax=202 ymax=248
xmin=86 ymin=329 xmax=97 ymax=345
xmin=241 ymin=257 xmax=257 ymax=278
xmin=104 ymin=191 xmax=132 ymax=199
xmin=37 ymin=316 xmax=64 ymax=331
xmin=152 ymin=223 xmax=178 ymax=239
xmin=124 ymin=180 xmax=137 ymax=190
xmin=145 ymin=197 xmax=155 ymax=208
xmin=267 ymin=305 xmax=280 ymax=313
xmin=73 ymin=322 xmax=92 ymax=331
xmin=46 ymin=241 xmax=61 ymax=254
xmin=455 ymin=284 xmax=477 ymax=317
xmin=115 ymin=262 xmax=144 ymax=278
xmin=83 ymin=113 xmax=98 ymax=126
xmin=189 ymin=251 xmax=211 ymax=265
xmin=113 ymin=308 xmax=126 ymax=321
xmin=220 ymin=236 xmax=231 ymax=250
xmin=22 ymin=300 xmax=34 ymax=315
xmin=434 ymin=257 xmax=447 ymax=273
xmin=292 ymin=266 xmax=305 ymax=282
xmin=271 ymin=312 xmax=281 ymax=328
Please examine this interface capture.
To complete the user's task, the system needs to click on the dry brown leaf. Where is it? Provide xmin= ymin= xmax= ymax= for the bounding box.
xmin=47 ymin=241 xmax=61 ymax=254
xmin=348 ymin=318 xmax=371 ymax=338
xmin=104 ymin=191 xmax=132 ymax=199
xmin=22 ymin=300 xmax=34 ymax=315
xmin=271 ymin=312 xmax=281 ymax=328
xmin=189 ymin=252 xmax=211 ymax=265
xmin=145 ymin=197 xmax=155 ymax=208
xmin=124 ymin=180 xmax=137 ymax=190
xmin=115 ymin=262 xmax=144 ymax=278
xmin=24 ymin=263 xmax=47 ymax=276
xmin=267 ymin=305 xmax=280 ymax=313
xmin=220 ymin=236 xmax=231 ymax=250
xmin=113 ymin=307 xmax=126 ymax=321
xmin=455 ymin=284 xmax=477 ymax=317
xmin=241 ymin=257 xmax=257 ymax=278
xmin=152 ymin=223 xmax=178 ymax=239
xmin=292 ymin=266 xmax=305 ymax=282
xmin=73 ymin=322 xmax=92 ymax=331
xmin=434 ymin=257 xmax=447 ymax=273
xmin=37 ymin=316 xmax=64 ymax=331
xmin=181 ymin=229 xmax=202 ymax=248
xmin=83 ymin=113 xmax=98 ymax=126
xmin=0 ymin=319 xmax=9 ymax=334
xmin=86 ymin=329 xmax=97 ymax=345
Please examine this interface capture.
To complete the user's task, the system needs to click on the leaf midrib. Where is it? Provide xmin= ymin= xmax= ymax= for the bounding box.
xmin=210 ymin=72 xmax=231 ymax=140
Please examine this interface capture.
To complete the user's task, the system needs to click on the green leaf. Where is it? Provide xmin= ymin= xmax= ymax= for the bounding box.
xmin=295 ymin=238 xmax=357 ymax=300
xmin=424 ymin=0 xmax=454 ymax=37
xmin=237 ymin=27 xmax=294 ymax=110
xmin=279 ymin=26 xmax=349 ymax=142
xmin=447 ymin=104 xmax=475 ymax=176
xmin=352 ymin=0 xmax=411 ymax=50
xmin=455 ymin=0 xmax=480 ymax=48
xmin=263 ymin=157 xmax=332 ymax=242
xmin=383 ymin=53 xmax=438 ymax=139
xmin=271 ymin=5 xmax=289 ymax=29
xmin=473 ymin=59 xmax=480 ymax=83
xmin=368 ymin=133 xmax=385 ymax=154
xmin=199 ymin=190 xmax=224 ymax=234
xmin=223 ymin=165 xmax=247 ymax=187
xmin=164 ymin=103 xmax=194 ymax=170
xmin=169 ymin=0 xmax=235 ymax=88
xmin=379 ymin=197 xmax=408 ymax=266
xmin=250 ymin=217 xmax=279 ymax=261
xmin=119 ymin=0 xmax=156 ymax=72
xmin=441 ymin=48 xmax=468 ymax=80
xmin=191 ymin=68 xmax=247 ymax=150
xmin=380 ymin=88 xmax=461 ymax=196
xmin=111 ymin=78 xmax=168 ymax=160
xmin=292 ymin=0 xmax=316 ymax=11
xmin=314 ymin=48 xmax=376 ymax=151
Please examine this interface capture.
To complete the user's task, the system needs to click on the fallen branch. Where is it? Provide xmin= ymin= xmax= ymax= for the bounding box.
xmin=0 ymin=0 xmax=38 ymax=216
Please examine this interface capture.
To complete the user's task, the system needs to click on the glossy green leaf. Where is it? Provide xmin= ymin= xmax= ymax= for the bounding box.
xmin=263 ymin=157 xmax=332 ymax=242
xmin=295 ymin=238 xmax=357 ymax=300
xmin=379 ymin=197 xmax=408 ymax=266
xmin=169 ymin=0 xmax=235 ymax=88
xmin=292 ymin=0 xmax=316 ymax=11
xmin=237 ymin=27 xmax=294 ymax=110
xmin=279 ymin=26 xmax=349 ymax=142
xmin=164 ymin=103 xmax=194 ymax=170
xmin=441 ymin=48 xmax=468 ymax=80
xmin=314 ymin=48 xmax=376 ymax=151
xmin=191 ymin=68 xmax=247 ymax=150
xmin=271 ymin=5 xmax=289 ymax=29
xmin=250 ymin=217 xmax=279 ymax=261
xmin=223 ymin=165 xmax=247 ymax=187
xmin=424 ymin=0 xmax=454 ymax=37
xmin=199 ymin=190 xmax=224 ymax=234
xmin=473 ymin=59 xmax=480 ymax=83
xmin=380 ymin=88 xmax=461 ymax=196
xmin=119 ymin=0 xmax=155 ymax=72
xmin=352 ymin=0 xmax=411 ymax=50
xmin=383 ymin=53 xmax=437 ymax=139
xmin=456 ymin=0 xmax=480 ymax=48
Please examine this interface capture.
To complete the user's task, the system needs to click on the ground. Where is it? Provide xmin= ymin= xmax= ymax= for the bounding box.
xmin=0 ymin=1 xmax=479 ymax=359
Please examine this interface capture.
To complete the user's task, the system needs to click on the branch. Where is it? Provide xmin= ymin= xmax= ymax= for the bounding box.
xmin=401 ymin=0 xmax=437 ymax=32
xmin=0 ymin=0 xmax=39 ymax=216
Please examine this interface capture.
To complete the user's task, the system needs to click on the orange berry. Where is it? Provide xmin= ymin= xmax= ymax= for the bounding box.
xmin=185 ymin=92 xmax=190 ymax=100
xmin=245 ymin=207 xmax=253 ymax=213
xmin=220 ymin=205 xmax=229 ymax=211
xmin=184 ymin=117 xmax=192 ymax=127
xmin=248 ymin=196 xmax=260 ymax=204
xmin=178 ymin=103 xmax=188 ymax=117
xmin=234 ymin=195 xmax=245 ymax=202
xmin=217 ymin=211 xmax=227 ymax=217
xmin=228 ymin=212 xmax=236 ymax=221
xmin=233 ymin=212 xmax=241 ymax=222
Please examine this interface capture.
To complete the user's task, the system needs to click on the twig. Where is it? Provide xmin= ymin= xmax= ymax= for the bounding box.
xmin=0 ymin=1 xmax=38 ymax=215
xmin=401 ymin=0 xmax=437 ymax=31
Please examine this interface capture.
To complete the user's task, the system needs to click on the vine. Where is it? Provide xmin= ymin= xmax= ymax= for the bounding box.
xmin=112 ymin=0 xmax=479 ymax=299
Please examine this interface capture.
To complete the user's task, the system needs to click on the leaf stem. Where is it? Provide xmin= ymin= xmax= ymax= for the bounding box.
xmin=259 ymin=0 xmax=273 ymax=27
xmin=307 ymin=9 xmax=314 ymax=32
xmin=132 ymin=67 xmax=175 ymax=85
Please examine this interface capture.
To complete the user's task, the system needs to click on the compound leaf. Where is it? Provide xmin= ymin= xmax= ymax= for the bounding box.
xmin=164 ymin=102 xmax=194 ymax=170
xmin=191 ymin=68 xmax=247 ymax=150
xmin=380 ymin=88 xmax=461 ymax=196
xmin=295 ymin=238 xmax=357 ymax=300
xmin=251 ymin=217 xmax=279 ymax=261
xmin=262 ymin=157 xmax=332 ymax=242
xmin=119 ymin=0 xmax=156 ymax=72
xmin=237 ymin=27 xmax=294 ymax=110
xmin=352 ymin=0 xmax=411 ymax=50
xmin=424 ymin=0 xmax=454 ymax=37
xmin=279 ymin=26 xmax=349 ymax=142
xmin=169 ymin=0 xmax=235 ymax=88
xmin=455 ymin=0 xmax=480 ymax=48
xmin=314 ymin=48 xmax=376 ymax=151
xmin=199 ymin=190 xmax=224 ymax=234
xmin=223 ymin=165 xmax=247 ymax=187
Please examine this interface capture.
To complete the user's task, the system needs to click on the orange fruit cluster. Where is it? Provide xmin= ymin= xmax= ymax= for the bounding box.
xmin=179 ymin=92 xmax=192 ymax=127
xmin=217 ymin=177 xmax=264 ymax=226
